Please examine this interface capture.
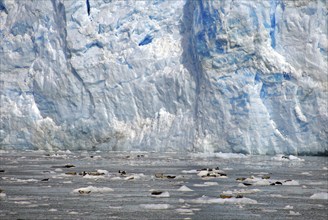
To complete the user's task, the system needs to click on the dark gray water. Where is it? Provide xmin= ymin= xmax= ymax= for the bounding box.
xmin=0 ymin=150 xmax=327 ymax=219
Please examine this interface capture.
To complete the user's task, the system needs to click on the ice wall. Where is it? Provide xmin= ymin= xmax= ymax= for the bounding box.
xmin=0 ymin=0 xmax=327 ymax=154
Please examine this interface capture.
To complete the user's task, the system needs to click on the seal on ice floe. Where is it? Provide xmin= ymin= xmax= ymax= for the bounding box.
xmin=197 ymin=167 xmax=226 ymax=178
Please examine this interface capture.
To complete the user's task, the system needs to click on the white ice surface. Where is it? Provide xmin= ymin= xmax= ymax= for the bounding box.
xmin=0 ymin=0 xmax=327 ymax=155
xmin=310 ymin=192 xmax=328 ymax=200
xmin=139 ymin=204 xmax=171 ymax=210
xmin=73 ymin=186 xmax=113 ymax=194
xmin=191 ymin=195 xmax=257 ymax=204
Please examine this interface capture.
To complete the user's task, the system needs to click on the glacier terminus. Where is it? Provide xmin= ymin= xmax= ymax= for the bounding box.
xmin=0 ymin=0 xmax=327 ymax=155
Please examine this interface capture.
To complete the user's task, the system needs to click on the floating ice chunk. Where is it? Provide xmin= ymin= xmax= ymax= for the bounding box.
xmin=288 ymin=155 xmax=304 ymax=161
xmin=283 ymin=180 xmax=299 ymax=185
xmin=181 ymin=170 xmax=198 ymax=174
xmin=49 ymin=208 xmax=57 ymax=212
xmin=262 ymin=209 xmax=277 ymax=213
xmin=191 ymin=195 xmax=257 ymax=204
xmin=253 ymin=179 xmax=271 ymax=186
xmin=97 ymin=169 xmax=109 ymax=175
xmin=14 ymin=201 xmax=32 ymax=205
xmin=284 ymin=205 xmax=293 ymax=210
xmin=222 ymin=189 xmax=260 ymax=195
xmin=73 ymin=186 xmax=113 ymax=194
xmin=197 ymin=170 xmax=208 ymax=177
xmin=108 ymin=206 xmax=122 ymax=209
xmin=27 ymin=204 xmax=39 ymax=208
xmin=193 ymin=182 xmax=219 ymax=187
xmin=197 ymin=168 xmax=226 ymax=178
xmin=270 ymin=194 xmax=283 ymax=198
xmin=63 ymin=181 xmax=73 ymax=184
xmin=83 ymin=174 xmax=105 ymax=179
xmin=68 ymin=211 xmax=79 ymax=215
xmin=238 ymin=181 xmax=249 ymax=187
xmin=175 ymin=208 xmax=194 ymax=215
xmin=178 ymin=185 xmax=193 ymax=192
xmin=111 ymin=177 xmax=123 ymax=181
xmin=140 ymin=204 xmax=170 ymax=209
xmin=111 ymin=173 xmax=147 ymax=181
xmin=14 ymin=178 xmax=38 ymax=183
xmin=238 ymin=176 xmax=298 ymax=186
xmin=307 ymin=181 xmax=326 ymax=186
xmin=272 ymin=155 xmax=304 ymax=161
xmin=0 ymin=192 xmax=6 ymax=198
xmin=310 ymin=192 xmax=328 ymax=200
xmin=203 ymin=182 xmax=219 ymax=186
xmin=289 ymin=211 xmax=301 ymax=216
xmin=124 ymin=173 xmax=147 ymax=180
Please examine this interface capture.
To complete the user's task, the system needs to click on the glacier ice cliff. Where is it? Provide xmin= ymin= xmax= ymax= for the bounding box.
xmin=0 ymin=0 xmax=327 ymax=154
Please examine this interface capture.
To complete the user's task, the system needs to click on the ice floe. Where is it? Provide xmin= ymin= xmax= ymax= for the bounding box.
xmin=181 ymin=170 xmax=198 ymax=174
xmin=178 ymin=185 xmax=193 ymax=192
xmin=222 ymin=189 xmax=261 ymax=195
xmin=197 ymin=167 xmax=227 ymax=178
xmin=0 ymin=192 xmax=6 ymax=198
xmin=73 ymin=186 xmax=113 ymax=194
xmin=272 ymin=155 xmax=304 ymax=161
xmin=283 ymin=205 xmax=293 ymax=210
xmin=289 ymin=211 xmax=301 ymax=216
xmin=236 ymin=176 xmax=299 ymax=186
xmin=191 ymin=195 xmax=257 ymax=204
xmin=175 ymin=208 xmax=194 ymax=215
xmin=310 ymin=192 xmax=328 ymax=200
xmin=140 ymin=204 xmax=171 ymax=209
xmin=193 ymin=182 xmax=219 ymax=187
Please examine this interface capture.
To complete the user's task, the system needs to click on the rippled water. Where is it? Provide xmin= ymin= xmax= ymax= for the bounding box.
xmin=0 ymin=150 xmax=327 ymax=219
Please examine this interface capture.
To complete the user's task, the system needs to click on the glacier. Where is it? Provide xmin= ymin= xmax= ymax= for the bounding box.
xmin=0 ymin=0 xmax=327 ymax=154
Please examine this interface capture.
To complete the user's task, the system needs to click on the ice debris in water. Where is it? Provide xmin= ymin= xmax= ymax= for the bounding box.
xmin=310 ymin=192 xmax=328 ymax=200
xmin=222 ymin=189 xmax=261 ymax=195
xmin=191 ymin=195 xmax=257 ymax=205
xmin=289 ymin=211 xmax=301 ymax=216
xmin=236 ymin=176 xmax=299 ymax=186
xmin=283 ymin=205 xmax=294 ymax=210
xmin=197 ymin=167 xmax=227 ymax=178
xmin=140 ymin=204 xmax=171 ymax=210
xmin=272 ymin=155 xmax=304 ymax=161
xmin=181 ymin=170 xmax=198 ymax=174
xmin=0 ymin=190 xmax=6 ymax=198
xmin=175 ymin=208 xmax=194 ymax=215
xmin=178 ymin=185 xmax=193 ymax=192
xmin=193 ymin=182 xmax=219 ymax=187
xmin=73 ymin=186 xmax=113 ymax=194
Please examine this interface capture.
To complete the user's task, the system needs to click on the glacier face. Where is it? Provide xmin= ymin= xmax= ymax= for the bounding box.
xmin=0 ymin=0 xmax=327 ymax=154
